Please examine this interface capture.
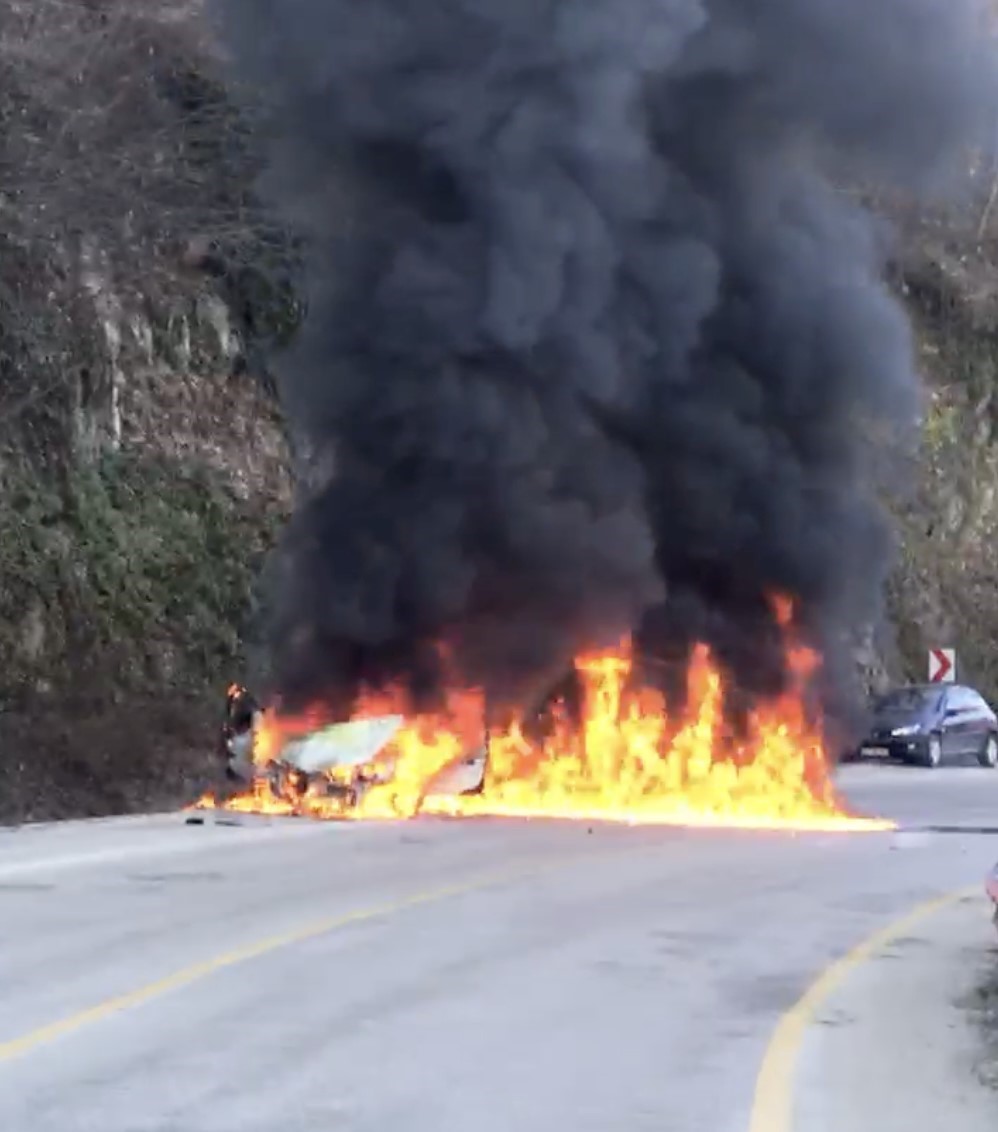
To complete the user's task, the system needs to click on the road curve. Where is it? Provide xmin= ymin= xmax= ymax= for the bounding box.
xmin=0 ymin=766 xmax=996 ymax=1132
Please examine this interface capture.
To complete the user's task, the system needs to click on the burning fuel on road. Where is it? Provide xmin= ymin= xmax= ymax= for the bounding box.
xmin=200 ymin=603 xmax=893 ymax=830
xmin=202 ymin=0 xmax=998 ymax=829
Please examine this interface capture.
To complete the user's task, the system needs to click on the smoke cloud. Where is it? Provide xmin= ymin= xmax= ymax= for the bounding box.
xmin=210 ymin=0 xmax=998 ymax=722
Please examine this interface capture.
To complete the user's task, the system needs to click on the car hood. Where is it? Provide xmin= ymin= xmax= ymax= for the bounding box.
xmin=869 ymin=712 xmax=929 ymax=731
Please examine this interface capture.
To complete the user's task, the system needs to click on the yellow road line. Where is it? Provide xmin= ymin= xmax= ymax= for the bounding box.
xmin=747 ymin=884 xmax=981 ymax=1132
xmin=0 ymin=868 xmax=525 ymax=1064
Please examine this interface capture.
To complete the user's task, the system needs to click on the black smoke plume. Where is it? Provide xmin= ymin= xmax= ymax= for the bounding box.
xmin=210 ymin=0 xmax=998 ymax=725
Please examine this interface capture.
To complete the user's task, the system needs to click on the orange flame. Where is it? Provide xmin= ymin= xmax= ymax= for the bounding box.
xmin=198 ymin=610 xmax=892 ymax=832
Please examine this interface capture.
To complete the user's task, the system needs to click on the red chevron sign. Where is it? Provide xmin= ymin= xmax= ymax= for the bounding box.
xmin=928 ymin=648 xmax=955 ymax=683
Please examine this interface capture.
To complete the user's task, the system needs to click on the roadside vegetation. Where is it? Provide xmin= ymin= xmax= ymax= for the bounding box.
xmin=0 ymin=0 xmax=293 ymax=820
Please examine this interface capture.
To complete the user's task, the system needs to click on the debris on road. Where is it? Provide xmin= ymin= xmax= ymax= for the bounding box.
xmin=183 ymin=813 xmax=243 ymax=828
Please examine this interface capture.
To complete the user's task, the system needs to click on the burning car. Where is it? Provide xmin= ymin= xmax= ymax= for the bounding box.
xmin=218 ymin=684 xmax=487 ymax=813
xmin=204 ymin=625 xmax=894 ymax=830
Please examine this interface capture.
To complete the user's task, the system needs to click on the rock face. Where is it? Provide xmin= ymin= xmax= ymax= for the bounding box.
xmin=886 ymin=202 xmax=998 ymax=699
xmin=0 ymin=0 xmax=298 ymax=820
xmin=0 ymin=280 xmax=291 ymax=823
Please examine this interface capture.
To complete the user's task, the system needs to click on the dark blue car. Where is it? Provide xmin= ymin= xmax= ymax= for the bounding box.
xmin=858 ymin=683 xmax=998 ymax=768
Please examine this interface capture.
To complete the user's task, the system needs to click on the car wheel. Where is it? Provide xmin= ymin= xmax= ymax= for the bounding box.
xmin=978 ymin=734 xmax=998 ymax=769
xmin=923 ymin=734 xmax=943 ymax=769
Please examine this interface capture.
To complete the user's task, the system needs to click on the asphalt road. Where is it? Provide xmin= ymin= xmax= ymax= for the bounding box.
xmin=1 ymin=764 xmax=997 ymax=1132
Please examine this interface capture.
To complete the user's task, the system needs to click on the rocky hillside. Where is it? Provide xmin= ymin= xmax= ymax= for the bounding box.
xmin=0 ymin=0 xmax=294 ymax=820
xmin=1 ymin=1 xmax=997 ymax=822
xmin=886 ymin=194 xmax=998 ymax=699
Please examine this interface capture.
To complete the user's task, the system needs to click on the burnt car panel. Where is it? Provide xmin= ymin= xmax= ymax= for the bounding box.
xmin=217 ymin=685 xmax=487 ymax=811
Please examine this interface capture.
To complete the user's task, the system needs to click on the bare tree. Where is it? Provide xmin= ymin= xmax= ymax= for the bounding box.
xmin=0 ymin=0 xmax=297 ymax=454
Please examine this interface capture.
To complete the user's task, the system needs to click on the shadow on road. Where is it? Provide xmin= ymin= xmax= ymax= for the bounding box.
xmin=915 ymin=826 xmax=998 ymax=836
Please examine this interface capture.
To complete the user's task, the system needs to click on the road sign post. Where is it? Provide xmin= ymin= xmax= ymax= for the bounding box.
xmin=928 ymin=647 xmax=955 ymax=683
